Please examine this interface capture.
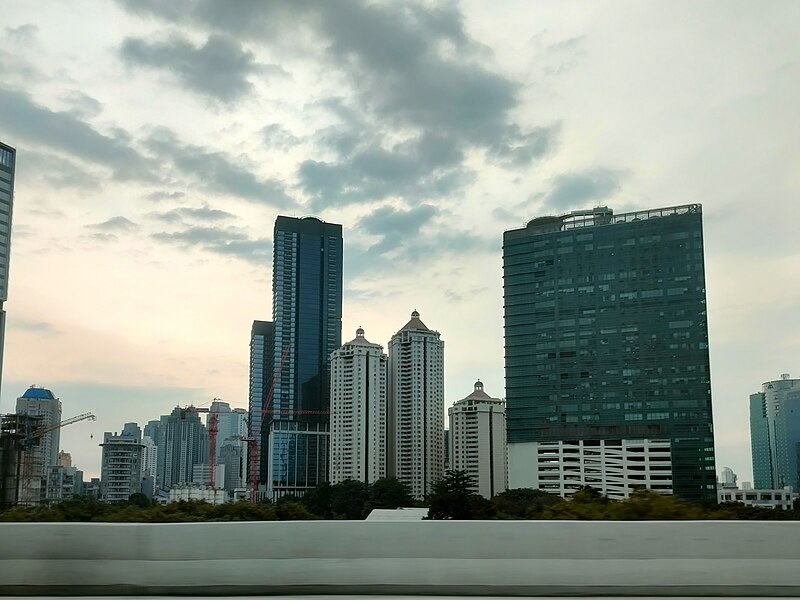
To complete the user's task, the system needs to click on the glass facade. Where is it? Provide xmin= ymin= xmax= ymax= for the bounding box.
xmin=503 ymin=205 xmax=716 ymax=501
xmin=0 ymin=142 xmax=15 ymax=399
xmin=749 ymin=376 xmax=800 ymax=491
xmin=267 ymin=216 xmax=342 ymax=498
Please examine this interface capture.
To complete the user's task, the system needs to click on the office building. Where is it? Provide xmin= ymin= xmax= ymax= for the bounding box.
xmin=249 ymin=320 xmax=273 ymax=487
xmin=448 ymin=380 xmax=507 ymax=498
xmin=15 ymin=386 xmax=62 ymax=469
xmin=99 ymin=431 xmax=143 ymax=502
xmin=155 ymin=406 xmax=208 ymax=490
xmin=14 ymin=386 xmax=62 ymax=504
xmin=330 ymin=327 xmax=388 ymax=484
xmin=219 ymin=443 xmax=245 ymax=492
xmin=207 ymin=400 xmax=247 ymax=488
xmin=388 ymin=310 xmax=445 ymax=500
xmin=750 ymin=374 xmax=800 ymax=491
xmin=141 ymin=435 xmax=157 ymax=497
xmin=58 ymin=451 xmax=72 ymax=468
xmin=503 ymin=205 xmax=716 ymax=501
xmin=265 ymin=216 xmax=342 ymax=499
xmin=0 ymin=142 xmax=15 ymax=394
xmin=121 ymin=422 xmax=142 ymax=441
xmin=720 ymin=466 xmax=737 ymax=487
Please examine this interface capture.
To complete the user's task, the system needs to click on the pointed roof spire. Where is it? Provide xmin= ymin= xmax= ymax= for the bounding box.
xmin=400 ymin=309 xmax=429 ymax=332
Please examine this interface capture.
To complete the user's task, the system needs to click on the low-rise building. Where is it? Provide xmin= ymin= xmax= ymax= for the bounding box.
xmin=718 ymin=485 xmax=795 ymax=510
xmin=44 ymin=465 xmax=82 ymax=503
xmin=168 ymin=485 xmax=227 ymax=504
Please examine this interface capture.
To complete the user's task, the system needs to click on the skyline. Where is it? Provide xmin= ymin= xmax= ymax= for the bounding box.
xmin=1 ymin=1 xmax=799 ymax=481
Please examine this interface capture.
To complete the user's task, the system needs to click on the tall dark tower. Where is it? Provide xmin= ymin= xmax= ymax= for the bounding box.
xmin=266 ymin=216 xmax=342 ymax=499
xmin=503 ymin=205 xmax=715 ymax=502
xmin=0 ymin=142 xmax=15 ymax=395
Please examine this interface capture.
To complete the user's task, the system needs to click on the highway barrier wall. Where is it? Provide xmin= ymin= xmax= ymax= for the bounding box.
xmin=1 ymin=520 xmax=800 ymax=596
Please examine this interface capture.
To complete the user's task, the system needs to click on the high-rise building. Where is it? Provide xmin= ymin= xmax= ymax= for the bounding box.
xmin=503 ymin=205 xmax=716 ymax=501
xmin=266 ymin=216 xmax=342 ymax=499
xmin=330 ymin=327 xmax=388 ymax=485
xmin=719 ymin=466 xmax=737 ymax=487
xmin=249 ymin=320 xmax=273 ymax=487
xmin=0 ymin=141 xmax=15 ymax=394
xmin=99 ymin=431 xmax=143 ymax=502
xmin=155 ymin=407 xmax=208 ymax=491
xmin=388 ymin=310 xmax=445 ymax=500
xmin=448 ymin=380 xmax=507 ymax=499
xmin=750 ymin=374 xmax=800 ymax=491
xmin=15 ymin=387 xmax=62 ymax=469
xmin=58 ymin=451 xmax=72 ymax=468
xmin=140 ymin=435 xmax=157 ymax=497
xmin=121 ymin=422 xmax=142 ymax=441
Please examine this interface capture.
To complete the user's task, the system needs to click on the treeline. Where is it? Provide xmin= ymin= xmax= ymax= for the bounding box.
xmin=2 ymin=471 xmax=800 ymax=522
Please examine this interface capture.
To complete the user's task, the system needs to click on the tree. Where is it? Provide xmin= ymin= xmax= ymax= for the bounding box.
xmin=492 ymin=488 xmax=563 ymax=518
xmin=301 ymin=482 xmax=333 ymax=518
xmin=426 ymin=470 xmax=495 ymax=520
xmin=330 ymin=479 xmax=370 ymax=519
xmin=128 ymin=493 xmax=151 ymax=508
xmin=368 ymin=477 xmax=414 ymax=510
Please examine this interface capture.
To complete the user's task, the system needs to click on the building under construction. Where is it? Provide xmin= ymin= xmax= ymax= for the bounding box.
xmin=0 ymin=411 xmax=95 ymax=509
xmin=0 ymin=413 xmax=45 ymax=508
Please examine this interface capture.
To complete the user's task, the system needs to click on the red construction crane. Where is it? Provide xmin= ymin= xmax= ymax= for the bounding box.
xmin=183 ymin=399 xmax=224 ymax=488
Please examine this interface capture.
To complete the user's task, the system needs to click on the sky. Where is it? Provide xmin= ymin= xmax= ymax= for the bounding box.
xmin=0 ymin=0 xmax=798 ymax=481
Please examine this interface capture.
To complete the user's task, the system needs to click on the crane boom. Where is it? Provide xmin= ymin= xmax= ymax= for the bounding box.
xmin=29 ymin=412 xmax=96 ymax=440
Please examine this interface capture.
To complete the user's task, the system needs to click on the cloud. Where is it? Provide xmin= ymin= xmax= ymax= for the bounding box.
xmin=0 ymin=86 xmax=154 ymax=180
xmin=115 ymin=0 xmax=558 ymax=205
xmin=5 ymin=24 xmax=39 ymax=43
xmin=89 ymin=216 xmax=138 ymax=232
xmin=144 ymin=127 xmax=294 ymax=206
xmin=152 ymin=225 xmax=270 ymax=263
xmin=544 ymin=167 xmax=625 ymax=211
xmin=61 ymin=90 xmax=103 ymax=119
xmin=120 ymin=34 xmax=278 ymax=103
xmin=8 ymin=317 xmax=60 ymax=335
xmin=17 ymin=151 xmax=101 ymax=191
xmin=299 ymin=129 xmax=472 ymax=209
xmin=150 ymin=205 xmax=234 ymax=224
xmin=358 ymin=203 xmax=438 ymax=253
xmin=262 ymin=123 xmax=301 ymax=150
xmin=145 ymin=190 xmax=186 ymax=202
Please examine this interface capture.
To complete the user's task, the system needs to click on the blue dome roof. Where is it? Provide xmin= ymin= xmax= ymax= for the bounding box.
xmin=20 ymin=387 xmax=55 ymax=400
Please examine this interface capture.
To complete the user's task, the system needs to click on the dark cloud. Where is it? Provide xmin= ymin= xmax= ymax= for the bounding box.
xmin=89 ymin=216 xmax=138 ymax=232
xmin=61 ymin=91 xmax=103 ymax=119
xmin=17 ymin=151 xmax=101 ymax=191
xmin=544 ymin=168 xmax=625 ymax=211
xmin=150 ymin=205 xmax=234 ymax=224
xmin=115 ymin=0 xmax=558 ymax=205
xmin=262 ymin=123 xmax=301 ymax=150
xmin=9 ymin=317 xmax=60 ymax=334
xmin=152 ymin=225 xmax=270 ymax=264
xmin=0 ymin=86 xmax=154 ymax=180
xmin=5 ymin=24 xmax=39 ymax=43
xmin=299 ymin=130 xmax=472 ymax=209
xmin=144 ymin=127 xmax=294 ymax=206
xmin=359 ymin=204 xmax=438 ymax=253
xmin=120 ymin=34 xmax=279 ymax=103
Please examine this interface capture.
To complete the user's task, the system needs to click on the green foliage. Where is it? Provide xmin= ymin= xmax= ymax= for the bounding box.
xmin=275 ymin=500 xmax=316 ymax=520
xmin=492 ymin=488 xmax=563 ymax=518
xmin=330 ymin=479 xmax=370 ymax=519
xmin=427 ymin=469 xmax=496 ymax=520
xmin=300 ymin=482 xmax=333 ymax=519
xmin=368 ymin=477 xmax=414 ymax=510
xmin=127 ymin=492 xmax=152 ymax=508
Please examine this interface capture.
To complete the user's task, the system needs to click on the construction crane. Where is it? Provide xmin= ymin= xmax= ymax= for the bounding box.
xmin=0 ymin=411 xmax=96 ymax=508
xmin=182 ymin=399 xmax=224 ymax=488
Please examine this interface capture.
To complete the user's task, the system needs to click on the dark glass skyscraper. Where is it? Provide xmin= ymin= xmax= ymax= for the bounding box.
xmin=266 ymin=216 xmax=342 ymax=499
xmin=503 ymin=205 xmax=716 ymax=501
xmin=0 ymin=142 xmax=15 ymax=394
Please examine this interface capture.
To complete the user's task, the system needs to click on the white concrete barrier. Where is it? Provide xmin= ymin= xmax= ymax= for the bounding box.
xmin=1 ymin=520 xmax=800 ymax=595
